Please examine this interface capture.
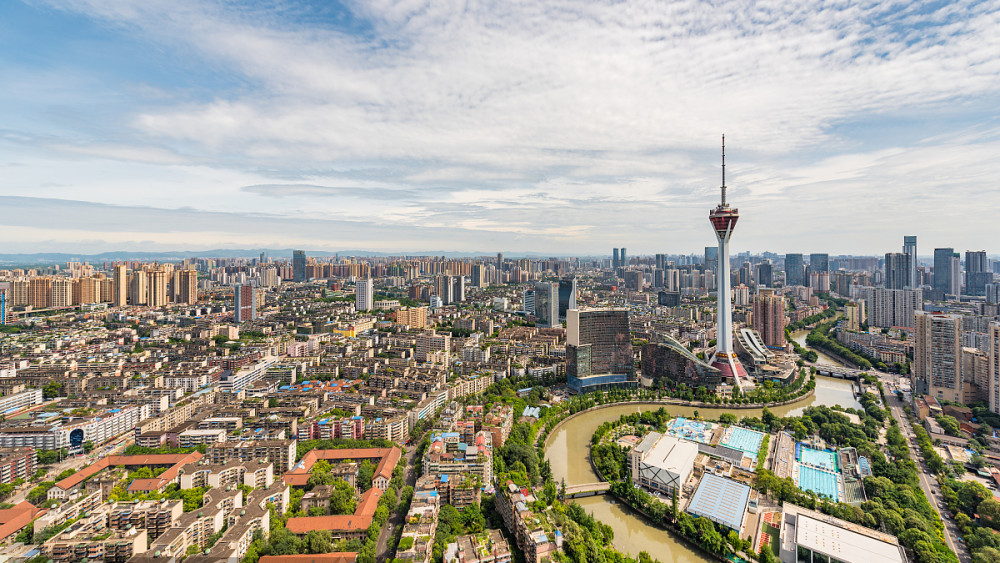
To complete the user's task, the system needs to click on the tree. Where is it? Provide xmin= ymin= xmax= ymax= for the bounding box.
xmin=82 ymin=441 xmax=94 ymax=453
xmin=328 ymin=481 xmax=357 ymax=515
xmin=42 ymin=382 xmax=63 ymax=400
xmin=357 ymin=460 xmax=376 ymax=492
xmin=303 ymin=530 xmax=333 ymax=554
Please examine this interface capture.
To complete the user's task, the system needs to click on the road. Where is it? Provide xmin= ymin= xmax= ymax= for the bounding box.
xmin=887 ymin=395 xmax=971 ymax=563
xmin=375 ymin=436 xmax=423 ymax=563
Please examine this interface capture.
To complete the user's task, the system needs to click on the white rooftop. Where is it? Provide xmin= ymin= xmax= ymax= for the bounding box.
xmin=795 ymin=513 xmax=905 ymax=563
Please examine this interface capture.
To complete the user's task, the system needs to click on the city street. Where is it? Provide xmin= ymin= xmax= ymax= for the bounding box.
xmin=887 ymin=395 xmax=972 ymax=563
xmin=375 ymin=436 xmax=423 ymax=563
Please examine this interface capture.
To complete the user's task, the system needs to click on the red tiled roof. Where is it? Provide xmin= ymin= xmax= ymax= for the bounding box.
xmin=260 ymin=553 xmax=357 ymax=563
xmin=286 ymin=488 xmax=382 ymax=534
xmin=0 ymin=502 xmax=45 ymax=542
xmin=283 ymin=447 xmax=400 ymax=486
xmin=55 ymin=452 xmax=204 ymax=492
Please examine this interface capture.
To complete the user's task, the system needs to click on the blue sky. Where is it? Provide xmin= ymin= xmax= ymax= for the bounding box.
xmin=2 ymin=0 xmax=999 ymax=255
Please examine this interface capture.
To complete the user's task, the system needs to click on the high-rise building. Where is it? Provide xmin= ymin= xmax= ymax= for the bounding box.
xmin=612 ymin=248 xmax=620 ymax=271
xmin=566 ymin=308 xmax=634 ymax=393
xmin=988 ymin=323 xmax=1000 ymax=414
xmin=862 ymin=287 xmax=922 ymax=329
xmin=113 ymin=264 xmax=128 ymax=307
xmin=471 ymin=264 xmax=486 ymax=288
xmin=497 ymin=253 xmax=504 ymax=272
xmin=434 ymin=275 xmax=454 ymax=305
xmin=0 ymin=287 xmax=6 ymax=326
xmin=809 ymin=253 xmax=829 ymax=274
xmin=784 ymin=253 xmax=805 ymax=286
xmin=903 ymin=236 xmax=917 ymax=288
xmin=704 ymin=247 xmax=719 ymax=285
xmin=624 ymin=270 xmax=643 ymax=292
xmin=913 ymin=311 xmax=962 ymax=403
xmin=522 ymin=289 xmax=535 ymax=315
xmin=532 ymin=282 xmax=559 ymax=328
xmin=356 ymin=278 xmax=374 ymax=311
xmin=620 ymin=248 xmax=627 ymax=267
xmin=50 ymin=279 xmax=72 ymax=307
xmin=965 ymin=250 xmax=990 ymax=296
xmin=292 ymin=250 xmax=307 ymax=282
xmin=452 ymin=276 xmax=465 ymax=303
xmin=128 ymin=271 xmax=147 ymax=306
xmin=752 ymin=289 xmax=786 ymax=348
xmin=845 ymin=301 xmax=865 ymax=331
xmin=655 ymin=254 xmax=666 ymax=271
xmin=175 ymin=269 xmax=198 ymax=305
xmin=147 ymin=269 xmax=168 ymax=307
xmin=884 ymin=252 xmax=911 ymax=290
xmin=707 ymin=136 xmax=748 ymax=385
xmin=755 ymin=261 xmax=773 ymax=288
xmin=933 ymin=248 xmax=958 ymax=295
xmin=28 ymin=278 xmax=51 ymax=308
xmin=558 ymin=276 xmax=577 ymax=321
xmin=234 ymin=284 xmax=258 ymax=323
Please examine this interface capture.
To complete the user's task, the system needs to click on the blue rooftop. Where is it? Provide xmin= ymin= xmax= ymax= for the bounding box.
xmin=685 ymin=474 xmax=751 ymax=531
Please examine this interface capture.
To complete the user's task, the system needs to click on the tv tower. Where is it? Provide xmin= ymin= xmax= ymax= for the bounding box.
xmin=708 ymin=135 xmax=748 ymax=384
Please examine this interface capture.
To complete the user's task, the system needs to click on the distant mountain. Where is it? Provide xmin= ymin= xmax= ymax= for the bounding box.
xmin=0 ymin=248 xmax=589 ymax=266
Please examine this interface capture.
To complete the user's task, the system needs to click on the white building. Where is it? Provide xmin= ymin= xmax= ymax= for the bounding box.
xmin=356 ymin=278 xmax=374 ymax=311
xmin=630 ymin=432 xmax=698 ymax=495
xmin=779 ymin=503 xmax=905 ymax=563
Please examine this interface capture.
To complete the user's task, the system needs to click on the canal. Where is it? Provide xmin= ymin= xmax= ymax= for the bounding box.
xmin=543 ymin=331 xmax=861 ymax=562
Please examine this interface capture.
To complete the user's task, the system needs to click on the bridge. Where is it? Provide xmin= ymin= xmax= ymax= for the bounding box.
xmin=564 ymin=482 xmax=611 ymax=498
xmin=813 ymin=363 xmax=866 ymax=380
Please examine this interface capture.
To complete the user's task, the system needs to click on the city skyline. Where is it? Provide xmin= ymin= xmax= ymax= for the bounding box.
xmin=3 ymin=1 xmax=1000 ymax=254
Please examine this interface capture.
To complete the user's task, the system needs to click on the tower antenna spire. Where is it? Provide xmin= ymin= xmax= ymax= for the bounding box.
xmin=721 ymin=134 xmax=726 ymax=207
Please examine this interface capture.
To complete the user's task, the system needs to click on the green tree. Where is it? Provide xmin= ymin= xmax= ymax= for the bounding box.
xmin=328 ymin=481 xmax=357 ymax=515
xmin=303 ymin=530 xmax=333 ymax=554
xmin=82 ymin=441 xmax=94 ymax=453
xmin=357 ymin=460 xmax=376 ymax=492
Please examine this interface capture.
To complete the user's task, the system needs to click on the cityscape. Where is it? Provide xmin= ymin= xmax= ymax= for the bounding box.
xmin=2 ymin=3 xmax=1000 ymax=563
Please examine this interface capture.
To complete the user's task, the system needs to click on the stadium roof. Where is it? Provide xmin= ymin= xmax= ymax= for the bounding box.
xmin=686 ymin=474 xmax=751 ymax=531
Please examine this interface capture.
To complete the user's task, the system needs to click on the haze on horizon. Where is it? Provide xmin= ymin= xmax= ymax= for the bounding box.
xmin=2 ymin=0 xmax=999 ymax=256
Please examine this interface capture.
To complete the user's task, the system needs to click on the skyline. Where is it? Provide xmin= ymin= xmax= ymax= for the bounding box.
xmin=3 ymin=0 xmax=1000 ymax=254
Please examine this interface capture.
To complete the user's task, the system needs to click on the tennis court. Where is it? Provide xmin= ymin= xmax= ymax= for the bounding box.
xmin=797 ymin=465 xmax=839 ymax=502
xmin=799 ymin=446 xmax=837 ymax=471
xmin=722 ymin=427 xmax=765 ymax=455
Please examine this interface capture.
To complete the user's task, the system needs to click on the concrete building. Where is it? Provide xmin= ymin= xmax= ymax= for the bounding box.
xmin=778 ymin=503 xmax=905 ymax=563
xmin=934 ymin=248 xmax=959 ymax=296
xmin=913 ymin=311 xmax=962 ymax=403
xmin=903 ymin=235 xmax=917 ymax=289
xmin=532 ymin=282 xmax=559 ymax=328
xmin=234 ymin=284 xmax=258 ymax=323
xmin=862 ymin=287 xmax=922 ymax=329
xmin=558 ymin=276 xmax=577 ymax=322
xmin=785 ymin=254 xmax=805 ymax=286
xmin=630 ymin=432 xmax=698 ymax=495
xmin=752 ymin=289 xmax=786 ymax=348
xmin=292 ymin=250 xmax=306 ymax=282
xmin=566 ymin=308 xmax=634 ymax=393
xmin=356 ymin=278 xmax=374 ymax=311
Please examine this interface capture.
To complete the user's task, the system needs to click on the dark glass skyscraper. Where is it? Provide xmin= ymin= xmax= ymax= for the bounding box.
xmin=292 ymin=250 xmax=306 ymax=282
xmin=934 ymin=248 xmax=957 ymax=295
xmin=809 ymin=253 xmax=829 ymax=274
xmin=785 ymin=253 xmax=804 ymax=286
xmin=558 ymin=276 xmax=577 ymax=321
xmin=884 ymin=252 xmax=911 ymax=290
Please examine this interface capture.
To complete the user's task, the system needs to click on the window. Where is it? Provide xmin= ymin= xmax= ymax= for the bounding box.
xmin=796 ymin=546 xmax=811 ymax=563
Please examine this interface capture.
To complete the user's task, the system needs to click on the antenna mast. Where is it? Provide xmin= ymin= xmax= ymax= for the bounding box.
xmin=721 ymin=134 xmax=727 ymax=207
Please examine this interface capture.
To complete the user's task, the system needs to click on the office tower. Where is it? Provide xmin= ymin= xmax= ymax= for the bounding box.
xmin=809 ymin=253 xmax=829 ymax=274
xmin=566 ymin=308 xmax=634 ymax=393
xmin=259 ymin=252 xmax=268 ymax=264
xmin=989 ymin=323 xmax=1000 ymax=414
xmin=522 ymin=289 xmax=535 ymax=315
xmin=113 ymin=264 xmax=128 ymax=307
xmin=234 ymin=284 xmax=258 ymax=323
xmin=884 ymin=252 xmax=911 ymax=290
xmin=655 ymin=254 xmax=666 ymax=271
xmin=624 ymin=270 xmax=643 ymax=292
xmin=903 ymin=236 xmax=917 ymax=288
xmin=147 ymin=269 xmax=168 ymax=307
xmin=471 ymin=264 xmax=486 ymax=288
xmin=653 ymin=268 xmax=664 ymax=288
xmin=292 ymin=250 xmax=306 ymax=282
xmin=176 ymin=270 xmax=198 ymax=305
xmin=913 ymin=311 xmax=962 ymax=402
xmin=966 ymin=250 xmax=991 ymax=296
xmin=532 ymin=282 xmax=559 ymax=328
xmin=784 ymin=253 xmax=805 ymax=286
xmin=704 ymin=246 xmax=719 ymax=273
xmin=497 ymin=253 xmax=504 ymax=272
xmin=558 ymin=276 xmax=577 ymax=321
xmin=356 ymin=278 xmax=374 ymax=311
xmin=128 ymin=271 xmax=147 ymax=305
xmin=620 ymin=248 xmax=627 ymax=267
xmin=755 ymin=261 xmax=773 ymax=288
xmin=612 ymin=248 xmax=620 ymax=270
xmin=452 ymin=276 xmax=465 ymax=302
xmin=933 ymin=248 xmax=957 ymax=295
xmin=752 ymin=288 xmax=786 ymax=347
xmin=862 ymin=287 xmax=922 ymax=329
xmin=707 ymin=136 xmax=748 ymax=383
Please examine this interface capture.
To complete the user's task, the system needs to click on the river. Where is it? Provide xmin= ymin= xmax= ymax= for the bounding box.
xmin=543 ymin=332 xmax=861 ymax=562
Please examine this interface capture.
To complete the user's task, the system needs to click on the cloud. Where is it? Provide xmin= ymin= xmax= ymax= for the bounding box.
xmin=2 ymin=0 xmax=999 ymax=254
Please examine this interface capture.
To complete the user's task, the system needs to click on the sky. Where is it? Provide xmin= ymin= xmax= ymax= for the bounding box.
xmin=2 ymin=0 xmax=999 ymax=257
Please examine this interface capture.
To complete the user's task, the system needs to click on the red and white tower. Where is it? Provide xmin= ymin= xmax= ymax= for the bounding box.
xmin=708 ymin=136 xmax=749 ymax=384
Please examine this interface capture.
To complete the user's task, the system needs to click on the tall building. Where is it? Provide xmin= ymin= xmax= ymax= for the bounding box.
xmin=471 ymin=264 xmax=486 ymax=288
xmin=496 ymin=253 xmax=503 ymax=272
xmin=558 ymin=276 xmax=577 ymax=321
xmin=913 ymin=311 xmax=962 ymax=403
xmin=784 ymin=253 xmax=804 ymax=286
xmin=704 ymin=247 xmax=719 ymax=287
xmin=655 ymin=254 xmax=666 ymax=271
xmin=434 ymin=275 xmax=455 ymax=305
xmin=452 ymin=276 xmax=465 ymax=303
xmin=624 ymin=270 xmax=643 ymax=292
xmin=933 ymin=248 xmax=958 ymax=295
xmin=522 ymin=289 xmax=535 ymax=315
xmin=292 ymin=250 xmax=307 ymax=283
xmin=988 ymin=323 xmax=1000 ymax=414
xmin=532 ymin=282 xmax=559 ymax=328
xmin=147 ymin=269 xmax=168 ymax=307
xmin=752 ymin=289 xmax=786 ymax=348
xmin=707 ymin=136 xmax=749 ymax=385
xmin=862 ymin=287 xmax=922 ymax=329
xmin=612 ymin=248 xmax=620 ymax=270
xmin=884 ymin=252 xmax=911 ymax=290
xmin=113 ymin=264 xmax=128 ymax=307
xmin=233 ymin=284 xmax=258 ymax=323
xmin=356 ymin=278 xmax=374 ymax=311
xmin=566 ymin=308 xmax=634 ymax=393
xmin=128 ymin=271 xmax=147 ymax=306
xmin=903 ymin=235 xmax=917 ymax=288
xmin=28 ymin=278 xmax=51 ymax=308
xmin=809 ymin=253 xmax=829 ymax=274
xmin=620 ymin=248 xmax=627 ymax=267
xmin=175 ymin=269 xmax=198 ymax=305
xmin=50 ymin=279 xmax=72 ymax=307
xmin=0 ymin=287 xmax=6 ymax=326
xmin=755 ymin=261 xmax=773 ymax=288
xmin=965 ymin=250 xmax=990 ymax=296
